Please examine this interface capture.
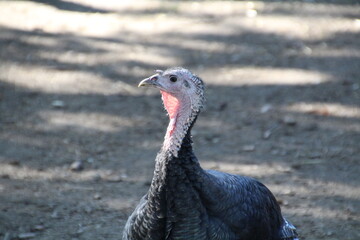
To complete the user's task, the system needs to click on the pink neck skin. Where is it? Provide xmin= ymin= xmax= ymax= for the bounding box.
xmin=160 ymin=91 xmax=193 ymax=157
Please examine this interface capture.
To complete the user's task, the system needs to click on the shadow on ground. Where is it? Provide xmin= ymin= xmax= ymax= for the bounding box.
xmin=0 ymin=1 xmax=359 ymax=239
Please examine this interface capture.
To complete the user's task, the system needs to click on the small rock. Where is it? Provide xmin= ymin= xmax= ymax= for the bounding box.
xmin=291 ymin=163 xmax=302 ymax=170
xmin=93 ymin=193 xmax=102 ymax=200
xmin=32 ymin=225 xmax=45 ymax=231
xmin=302 ymin=46 xmax=312 ymax=55
xmin=51 ymin=210 xmax=59 ymax=219
xmin=309 ymin=152 xmax=322 ymax=159
xmin=345 ymin=205 xmax=356 ymax=214
xmin=9 ymin=160 xmax=20 ymax=166
xmin=51 ymin=100 xmax=65 ymax=108
xmin=284 ymin=190 xmax=296 ymax=196
xmin=277 ymin=199 xmax=289 ymax=206
xmin=242 ymin=145 xmax=256 ymax=152
xmin=260 ymin=104 xmax=272 ymax=113
xmin=242 ymin=119 xmax=253 ymax=126
xmin=263 ymin=130 xmax=272 ymax=139
xmin=281 ymin=167 xmax=292 ymax=173
xmin=283 ymin=116 xmax=297 ymax=126
xmin=70 ymin=160 xmax=84 ymax=172
xmin=76 ymin=225 xmax=85 ymax=234
xmin=0 ymin=174 xmax=10 ymax=179
xmin=18 ymin=233 xmax=36 ymax=239
xmin=352 ymin=83 xmax=359 ymax=91
xmin=246 ymin=9 xmax=257 ymax=18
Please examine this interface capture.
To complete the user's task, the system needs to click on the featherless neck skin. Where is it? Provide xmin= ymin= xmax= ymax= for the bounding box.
xmin=160 ymin=90 xmax=199 ymax=158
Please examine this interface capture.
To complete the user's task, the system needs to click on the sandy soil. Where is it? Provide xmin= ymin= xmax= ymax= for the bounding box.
xmin=0 ymin=0 xmax=359 ymax=239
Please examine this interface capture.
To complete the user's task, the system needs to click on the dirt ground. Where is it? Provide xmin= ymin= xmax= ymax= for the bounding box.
xmin=0 ymin=0 xmax=359 ymax=239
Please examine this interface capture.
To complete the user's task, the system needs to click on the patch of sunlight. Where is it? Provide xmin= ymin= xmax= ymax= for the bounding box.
xmin=201 ymin=161 xmax=292 ymax=178
xmin=0 ymin=64 xmax=140 ymax=95
xmin=38 ymin=111 xmax=135 ymax=132
xmin=286 ymin=206 xmax=354 ymax=221
xmin=196 ymin=119 xmax=234 ymax=131
xmin=270 ymin=180 xmax=360 ymax=200
xmin=106 ymin=198 xmax=140 ymax=211
xmin=103 ymin=194 xmax=150 ymax=211
xmin=1 ymin=133 xmax=45 ymax=148
xmin=0 ymin=163 xmax=109 ymax=182
xmin=286 ymin=103 xmax=360 ymax=118
xmin=201 ymin=67 xmax=330 ymax=86
xmin=0 ymin=1 xmax=122 ymax=37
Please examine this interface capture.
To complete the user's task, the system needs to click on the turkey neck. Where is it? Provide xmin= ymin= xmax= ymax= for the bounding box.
xmin=157 ymin=96 xmax=200 ymax=171
xmin=159 ymin=90 xmax=200 ymax=158
xmin=148 ymin=92 xmax=201 ymax=198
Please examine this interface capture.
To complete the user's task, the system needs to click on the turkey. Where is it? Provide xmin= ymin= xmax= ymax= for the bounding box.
xmin=123 ymin=67 xmax=299 ymax=240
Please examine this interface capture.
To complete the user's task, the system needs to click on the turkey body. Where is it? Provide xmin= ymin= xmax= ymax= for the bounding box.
xmin=123 ymin=129 xmax=297 ymax=240
xmin=123 ymin=68 xmax=298 ymax=240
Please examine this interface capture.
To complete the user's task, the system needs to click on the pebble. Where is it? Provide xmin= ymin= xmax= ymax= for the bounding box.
xmin=70 ymin=160 xmax=84 ymax=172
xmin=260 ymin=104 xmax=272 ymax=113
xmin=32 ymin=225 xmax=45 ymax=231
xmin=93 ymin=193 xmax=102 ymax=200
xmin=284 ymin=190 xmax=296 ymax=196
xmin=277 ymin=199 xmax=289 ymax=206
xmin=309 ymin=152 xmax=322 ymax=159
xmin=352 ymin=83 xmax=359 ymax=91
xmin=51 ymin=100 xmax=65 ymax=108
xmin=18 ymin=233 xmax=36 ymax=239
xmin=242 ymin=145 xmax=256 ymax=152
xmin=283 ymin=116 xmax=297 ymax=126
xmin=51 ymin=210 xmax=59 ymax=219
xmin=263 ymin=130 xmax=272 ymax=139
xmin=9 ymin=160 xmax=20 ymax=166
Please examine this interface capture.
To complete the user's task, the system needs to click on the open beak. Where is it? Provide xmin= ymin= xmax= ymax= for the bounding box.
xmin=138 ymin=75 xmax=159 ymax=88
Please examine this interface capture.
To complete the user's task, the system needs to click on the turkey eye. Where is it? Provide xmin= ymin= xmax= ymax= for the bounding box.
xmin=169 ymin=75 xmax=177 ymax=82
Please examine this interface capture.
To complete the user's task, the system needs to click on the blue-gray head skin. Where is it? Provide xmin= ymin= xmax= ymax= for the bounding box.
xmin=138 ymin=67 xmax=205 ymax=157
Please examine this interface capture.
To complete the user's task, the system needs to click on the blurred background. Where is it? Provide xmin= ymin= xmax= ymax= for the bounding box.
xmin=0 ymin=0 xmax=359 ymax=239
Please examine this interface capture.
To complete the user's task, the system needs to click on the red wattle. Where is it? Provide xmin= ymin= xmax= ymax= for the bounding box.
xmin=160 ymin=91 xmax=180 ymax=119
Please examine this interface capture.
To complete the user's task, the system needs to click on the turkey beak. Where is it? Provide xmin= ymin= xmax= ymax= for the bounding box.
xmin=138 ymin=75 xmax=160 ymax=88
